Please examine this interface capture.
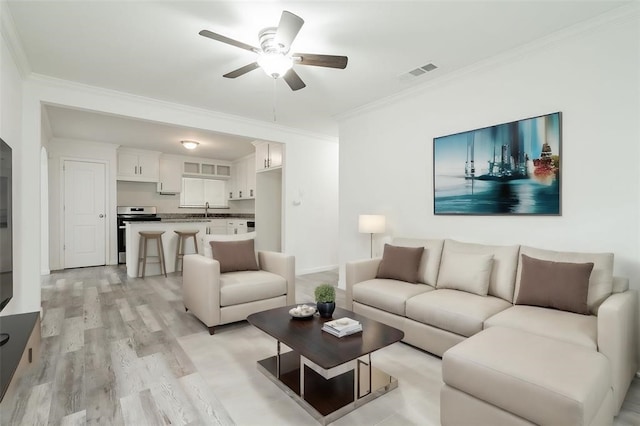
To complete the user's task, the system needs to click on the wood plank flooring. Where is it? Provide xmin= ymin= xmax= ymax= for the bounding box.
xmin=0 ymin=265 xmax=638 ymax=425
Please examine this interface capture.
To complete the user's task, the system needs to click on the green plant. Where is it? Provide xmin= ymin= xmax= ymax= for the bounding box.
xmin=314 ymin=283 xmax=336 ymax=303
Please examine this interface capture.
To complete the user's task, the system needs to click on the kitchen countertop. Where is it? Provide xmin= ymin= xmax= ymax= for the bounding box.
xmin=158 ymin=219 xmax=213 ymax=223
xmin=124 ymin=218 xmax=252 ymax=224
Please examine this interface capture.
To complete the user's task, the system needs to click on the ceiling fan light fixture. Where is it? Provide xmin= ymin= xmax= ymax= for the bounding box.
xmin=181 ymin=140 xmax=199 ymax=150
xmin=257 ymin=52 xmax=293 ymax=78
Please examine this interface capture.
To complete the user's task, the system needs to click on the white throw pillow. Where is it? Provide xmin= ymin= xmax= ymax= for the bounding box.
xmin=203 ymin=231 xmax=256 ymax=258
xmin=437 ymin=251 xmax=494 ymax=296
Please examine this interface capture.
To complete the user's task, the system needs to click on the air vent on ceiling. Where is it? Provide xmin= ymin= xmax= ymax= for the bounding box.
xmin=399 ymin=63 xmax=438 ymax=81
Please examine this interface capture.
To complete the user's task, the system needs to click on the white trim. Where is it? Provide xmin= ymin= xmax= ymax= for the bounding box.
xmin=336 ymin=2 xmax=640 ymax=122
xmin=0 ymin=1 xmax=31 ymax=77
xmin=297 ymin=264 xmax=339 ymax=276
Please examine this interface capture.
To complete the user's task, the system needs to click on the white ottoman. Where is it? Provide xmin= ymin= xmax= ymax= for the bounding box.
xmin=441 ymin=326 xmax=613 ymax=426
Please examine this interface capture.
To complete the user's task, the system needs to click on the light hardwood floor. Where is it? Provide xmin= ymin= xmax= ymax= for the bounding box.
xmin=0 ymin=265 xmax=639 ymax=425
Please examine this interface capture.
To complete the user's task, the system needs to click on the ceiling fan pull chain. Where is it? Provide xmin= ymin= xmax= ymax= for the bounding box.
xmin=272 ymin=77 xmax=277 ymax=122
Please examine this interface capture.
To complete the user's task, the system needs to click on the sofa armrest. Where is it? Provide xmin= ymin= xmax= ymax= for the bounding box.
xmin=258 ymin=251 xmax=296 ymax=305
xmin=345 ymin=258 xmax=382 ymax=309
xmin=597 ymin=290 xmax=638 ymax=413
xmin=183 ymin=254 xmax=221 ymax=328
xmin=612 ymin=276 xmax=629 ymax=293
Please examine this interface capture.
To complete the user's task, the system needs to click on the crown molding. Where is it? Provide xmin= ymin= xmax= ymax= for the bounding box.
xmin=26 ymin=73 xmax=338 ymax=145
xmin=337 ymin=2 xmax=640 ymax=122
xmin=0 ymin=1 xmax=31 ymax=77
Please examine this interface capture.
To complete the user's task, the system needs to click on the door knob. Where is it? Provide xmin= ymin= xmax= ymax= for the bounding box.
xmin=99 ymin=214 xmax=105 ymax=218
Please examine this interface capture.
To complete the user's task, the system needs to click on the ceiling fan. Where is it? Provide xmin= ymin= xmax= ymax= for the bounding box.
xmin=199 ymin=11 xmax=348 ymax=91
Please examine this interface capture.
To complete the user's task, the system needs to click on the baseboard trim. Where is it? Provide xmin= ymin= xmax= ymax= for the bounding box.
xmin=297 ymin=265 xmax=339 ymax=276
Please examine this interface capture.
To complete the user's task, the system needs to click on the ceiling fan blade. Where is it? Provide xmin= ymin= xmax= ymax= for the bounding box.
xmin=274 ymin=11 xmax=304 ymax=51
xmin=283 ymin=69 xmax=306 ymax=91
xmin=199 ymin=29 xmax=258 ymax=53
xmin=294 ymin=53 xmax=348 ymax=69
xmin=223 ymin=62 xmax=260 ymax=78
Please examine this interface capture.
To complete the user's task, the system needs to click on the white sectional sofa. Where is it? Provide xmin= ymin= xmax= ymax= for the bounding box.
xmin=346 ymin=238 xmax=638 ymax=423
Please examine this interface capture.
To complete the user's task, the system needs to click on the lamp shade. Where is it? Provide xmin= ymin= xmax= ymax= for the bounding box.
xmin=358 ymin=215 xmax=386 ymax=234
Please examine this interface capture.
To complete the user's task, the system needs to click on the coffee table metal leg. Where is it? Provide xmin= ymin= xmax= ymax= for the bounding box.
xmin=300 ymin=362 xmax=305 ymax=398
xmin=276 ymin=341 xmax=281 ymax=378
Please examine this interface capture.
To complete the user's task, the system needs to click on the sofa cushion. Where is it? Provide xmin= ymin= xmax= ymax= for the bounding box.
xmin=220 ymin=270 xmax=286 ymax=306
xmin=484 ymin=305 xmax=597 ymax=350
xmin=437 ymin=251 xmax=494 ymax=296
xmin=352 ymin=279 xmax=433 ymax=316
xmin=517 ymin=246 xmax=613 ymax=314
xmin=210 ymin=239 xmax=259 ymax=273
xmin=440 ymin=240 xmax=520 ymax=302
xmin=376 ymin=244 xmax=424 ymax=283
xmin=442 ymin=326 xmax=610 ymax=426
xmin=516 ymin=254 xmax=593 ymax=314
xmin=406 ymin=289 xmax=512 ymax=338
xmin=392 ymin=238 xmax=445 ymax=286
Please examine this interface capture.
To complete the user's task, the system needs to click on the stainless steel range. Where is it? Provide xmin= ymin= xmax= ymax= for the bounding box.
xmin=117 ymin=206 xmax=161 ymax=264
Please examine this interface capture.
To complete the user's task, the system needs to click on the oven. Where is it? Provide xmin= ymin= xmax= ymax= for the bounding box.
xmin=247 ymin=221 xmax=255 ymax=233
xmin=117 ymin=206 xmax=161 ymax=264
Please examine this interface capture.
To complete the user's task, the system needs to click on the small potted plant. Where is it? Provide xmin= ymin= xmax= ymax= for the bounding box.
xmin=315 ymin=283 xmax=336 ymax=318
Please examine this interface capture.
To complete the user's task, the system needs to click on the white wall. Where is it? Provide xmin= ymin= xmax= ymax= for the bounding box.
xmin=48 ymin=138 xmax=119 ymax=270
xmin=338 ymin=12 xmax=640 ymax=290
xmin=284 ymin=139 xmax=339 ymax=273
xmin=0 ymin=6 xmax=35 ymax=315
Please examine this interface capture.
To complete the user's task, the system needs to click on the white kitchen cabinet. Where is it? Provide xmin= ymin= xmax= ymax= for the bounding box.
xmin=227 ymin=219 xmax=248 ymax=235
xmin=255 ymin=142 xmax=283 ymax=172
xmin=208 ymin=219 xmax=228 ymax=235
xmin=246 ymin=154 xmax=256 ymax=198
xmin=229 ymin=154 xmax=256 ymax=200
xmin=117 ymin=148 xmax=160 ymax=182
xmin=156 ymin=155 xmax=182 ymax=193
xmin=180 ymin=178 xmax=227 ymax=208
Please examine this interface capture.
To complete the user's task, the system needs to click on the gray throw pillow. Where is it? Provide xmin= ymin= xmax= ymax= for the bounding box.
xmin=209 ymin=239 xmax=259 ymax=273
xmin=376 ymin=244 xmax=425 ymax=283
xmin=515 ymin=254 xmax=593 ymax=315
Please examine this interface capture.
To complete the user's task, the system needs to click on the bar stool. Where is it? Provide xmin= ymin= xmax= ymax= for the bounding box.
xmin=174 ymin=230 xmax=199 ymax=273
xmin=137 ymin=231 xmax=167 ymax=278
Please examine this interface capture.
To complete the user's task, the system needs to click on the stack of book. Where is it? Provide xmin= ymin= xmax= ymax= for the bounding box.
xmin=322 ymin=317 xmax=362 ymax=337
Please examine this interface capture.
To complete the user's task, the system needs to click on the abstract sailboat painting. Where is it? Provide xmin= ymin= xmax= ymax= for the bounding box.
xmin=433 ymin=112 xmax=561 ymax=215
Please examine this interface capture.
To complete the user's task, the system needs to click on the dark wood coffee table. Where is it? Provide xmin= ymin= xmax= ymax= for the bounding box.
xmin=247 ymin=306 xmax=404 ymax=425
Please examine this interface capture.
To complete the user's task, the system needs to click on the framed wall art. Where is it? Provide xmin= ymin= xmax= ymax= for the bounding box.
xmin=433 ymin=112 xmax=561 ymax=215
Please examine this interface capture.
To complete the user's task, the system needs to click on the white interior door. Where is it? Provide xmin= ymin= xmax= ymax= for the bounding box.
xmin=64 ymin=160 xmax=106 ymax=268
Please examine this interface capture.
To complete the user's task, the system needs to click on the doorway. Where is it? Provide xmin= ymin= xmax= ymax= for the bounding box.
xmin=63 ymin=160 xmax=107 ymax=268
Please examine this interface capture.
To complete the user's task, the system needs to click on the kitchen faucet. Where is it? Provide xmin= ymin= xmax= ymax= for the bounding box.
xmin=205 ymin=202 xmax=209 ymax=218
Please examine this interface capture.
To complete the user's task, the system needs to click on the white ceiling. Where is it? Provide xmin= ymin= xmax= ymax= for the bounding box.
xmin=44 ymin=106 xmax=257 ymax=160
xmin=7 ymin=1 xmax=630 ymax=159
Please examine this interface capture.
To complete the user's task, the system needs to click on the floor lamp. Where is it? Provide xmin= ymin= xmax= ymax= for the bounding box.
xmin=358 ymin=215 xmax=386 ymax=258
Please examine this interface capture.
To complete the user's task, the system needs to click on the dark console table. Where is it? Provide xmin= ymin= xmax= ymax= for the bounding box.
xmin=0 ymin=312 xmax=41 ymax=403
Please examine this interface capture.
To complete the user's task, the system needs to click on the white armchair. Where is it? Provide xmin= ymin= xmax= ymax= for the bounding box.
xmin=182 ymin=234 xmax=295 ymax=334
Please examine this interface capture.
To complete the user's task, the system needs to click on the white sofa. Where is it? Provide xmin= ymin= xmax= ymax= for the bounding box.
xmin=346 ymin=238 xmax=638 ymax=421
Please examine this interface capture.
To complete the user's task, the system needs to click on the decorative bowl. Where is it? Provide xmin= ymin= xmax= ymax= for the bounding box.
xmin=289 ymin=304 xmax=316 ymax=319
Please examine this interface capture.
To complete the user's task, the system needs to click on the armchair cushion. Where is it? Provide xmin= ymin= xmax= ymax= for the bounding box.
xmin=220 ymin=270 xmax=287 ymax=306
xmin=210 ymin=239 xmax=259 ymax=273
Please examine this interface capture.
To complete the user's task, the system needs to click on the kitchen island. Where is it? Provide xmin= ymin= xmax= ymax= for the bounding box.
xmin=125 ymin=220 xmax=214 ymax=277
